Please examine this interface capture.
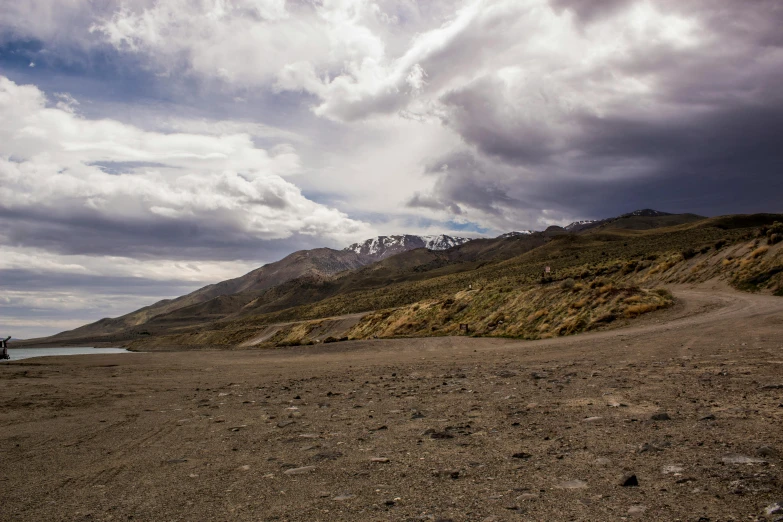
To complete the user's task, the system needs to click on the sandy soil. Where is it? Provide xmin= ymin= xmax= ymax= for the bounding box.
xmin=2 ymin=284 xmax=783 ymax=521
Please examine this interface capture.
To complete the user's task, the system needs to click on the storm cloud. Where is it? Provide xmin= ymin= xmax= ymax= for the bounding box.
xmin=1 ymin=0 xmax=781 ymax=336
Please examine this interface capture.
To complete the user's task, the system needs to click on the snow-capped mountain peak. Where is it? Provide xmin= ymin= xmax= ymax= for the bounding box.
xmin=420 ymin=234 xmax=472 ymax=250
xmin=344 ymin=234 xmax=472 ymax=260
xmin=565 ymin=219 xmax=596 ymax=231
xmin=497 ymin=230 xmax=534 ymax=239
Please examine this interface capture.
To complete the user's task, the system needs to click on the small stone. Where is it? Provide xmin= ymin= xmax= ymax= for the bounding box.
xmin=699 ymin=414 xmax=716 ymax=421
xmin=370 ymin=457 xmax=390 ymax=463
xmin=430 ymin=431 xmax=454 ymax=439
xmin=312 ymin=451 xmax=343 ymax=461
xmin=662 ymin=465 xmax=684 ymax=475
xmin=411 ymin=411 xmax=425 ymax=419
xmin=628 ymin=505 xmax=647 ymax=517
xmin=583 ymin=416 xmax=602 ymax=422
xmin=331 ymin=494 xmax=356 ymax=501
xmin=620 ymin=473 xmax=639 ymax=487
xmin=283 ymin=465 xmax=316 ymax=475
xmin=516 ymin=493 xmax=539 ymax=501
xmin=512 ymin=452 xmax=532 ymax=459
xmin=757 ymin=446 xmax=778 ymax=458
xmin=594 ymin=457 xmax=611 ymax=467
xmin=651 ymin=412 xmax=671 ymax=421
xmin=721 ymin=454 xmax=767 ymax=465
xmin=765 ymin=502 xmax=783 ymax=516
xmin=556 ymin=479 xmax=587 ymax=489
xmin=277 ymin=420 xmax=295 ymax=428
xmin=531 ymin=372 xmax=548 ymax=380
xmin=238 ymin=464 xmax=250 ymax=471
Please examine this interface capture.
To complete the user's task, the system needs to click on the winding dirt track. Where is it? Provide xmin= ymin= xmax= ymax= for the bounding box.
xmin=2 ymin=284 xmax=783 ymax=521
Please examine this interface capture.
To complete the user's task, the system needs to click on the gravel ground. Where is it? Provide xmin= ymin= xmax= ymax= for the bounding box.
xmin=2 ymin=285 xmax=782 ymax=521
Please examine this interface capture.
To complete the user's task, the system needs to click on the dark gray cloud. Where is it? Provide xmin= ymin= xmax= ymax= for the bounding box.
xmin=0 ymin=268 xmax=198 ymax=295
xmin=550 ymin=0 xmax=635 ymax=24
xmin=421 ymin=1 xmax=783 ymax=223
xmin=0 ymin=209 xmax=341 ymax=262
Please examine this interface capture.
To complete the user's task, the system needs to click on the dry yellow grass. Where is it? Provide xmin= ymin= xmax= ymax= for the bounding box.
xmin=527 ymin=309 xmax=548 ymax=321
xmin=570 ymin=298 xmax=588 ymax=309
xmin=624 ymin=303 xmax=663 ymax=317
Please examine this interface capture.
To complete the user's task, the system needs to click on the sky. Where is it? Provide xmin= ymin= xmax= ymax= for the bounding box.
xmin=1 ymin=0 xmax=782 ymax=338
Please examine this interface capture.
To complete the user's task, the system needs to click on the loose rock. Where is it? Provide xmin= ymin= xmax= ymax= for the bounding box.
xmin=556 ymin=479 xmax=587 ymax=489
xmin=721 ymin=454 xmax=767 ymax=465
xmin=283 ymin=465 xmax=316 ymax=475
xmin=332 ymin=493 xmax=356 ymax=501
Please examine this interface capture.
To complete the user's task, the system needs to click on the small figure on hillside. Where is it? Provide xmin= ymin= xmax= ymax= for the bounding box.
xmin=1 ymin=336 xmax=10 ymax=360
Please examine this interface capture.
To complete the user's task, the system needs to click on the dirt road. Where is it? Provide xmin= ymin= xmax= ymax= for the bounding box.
xmin=2 ymin=285 xmax=782 ymax=521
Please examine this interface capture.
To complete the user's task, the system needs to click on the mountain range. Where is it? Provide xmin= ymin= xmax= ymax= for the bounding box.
xmin=22 ymin=209 xmax=783 ymax=348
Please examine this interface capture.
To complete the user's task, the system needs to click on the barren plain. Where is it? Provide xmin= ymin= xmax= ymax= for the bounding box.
xmin=2 ymin=283 xmax=783 ymax=521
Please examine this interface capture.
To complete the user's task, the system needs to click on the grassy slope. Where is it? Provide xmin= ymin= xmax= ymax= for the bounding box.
xmin=127 ymin=215 xmax=783 ymax=349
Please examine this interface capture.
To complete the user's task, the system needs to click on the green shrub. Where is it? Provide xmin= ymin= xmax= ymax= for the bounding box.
xmin=560 ymin=278 xmax=576 ymax=290
xmin=682 ymin=248 xmax=697 ymax=259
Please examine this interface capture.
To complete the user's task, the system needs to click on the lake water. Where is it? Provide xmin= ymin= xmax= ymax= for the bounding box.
xmin=3 ymin=347 xmax=130 ymax=361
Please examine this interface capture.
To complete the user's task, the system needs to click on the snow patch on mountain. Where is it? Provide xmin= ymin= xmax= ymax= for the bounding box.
xmin=497 ymin=230 xmax=534 ymax=239
xmin=420 ymin=235 xmax=472 ymax=250
xmin=344 ymin=234 xmax=472 ymax=260
xmin=565 ymin=220 xmax=596 ymax=231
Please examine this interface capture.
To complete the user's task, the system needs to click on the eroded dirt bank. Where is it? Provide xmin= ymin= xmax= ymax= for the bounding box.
xmin=1 ymin=285 xmax=783 ymax=521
